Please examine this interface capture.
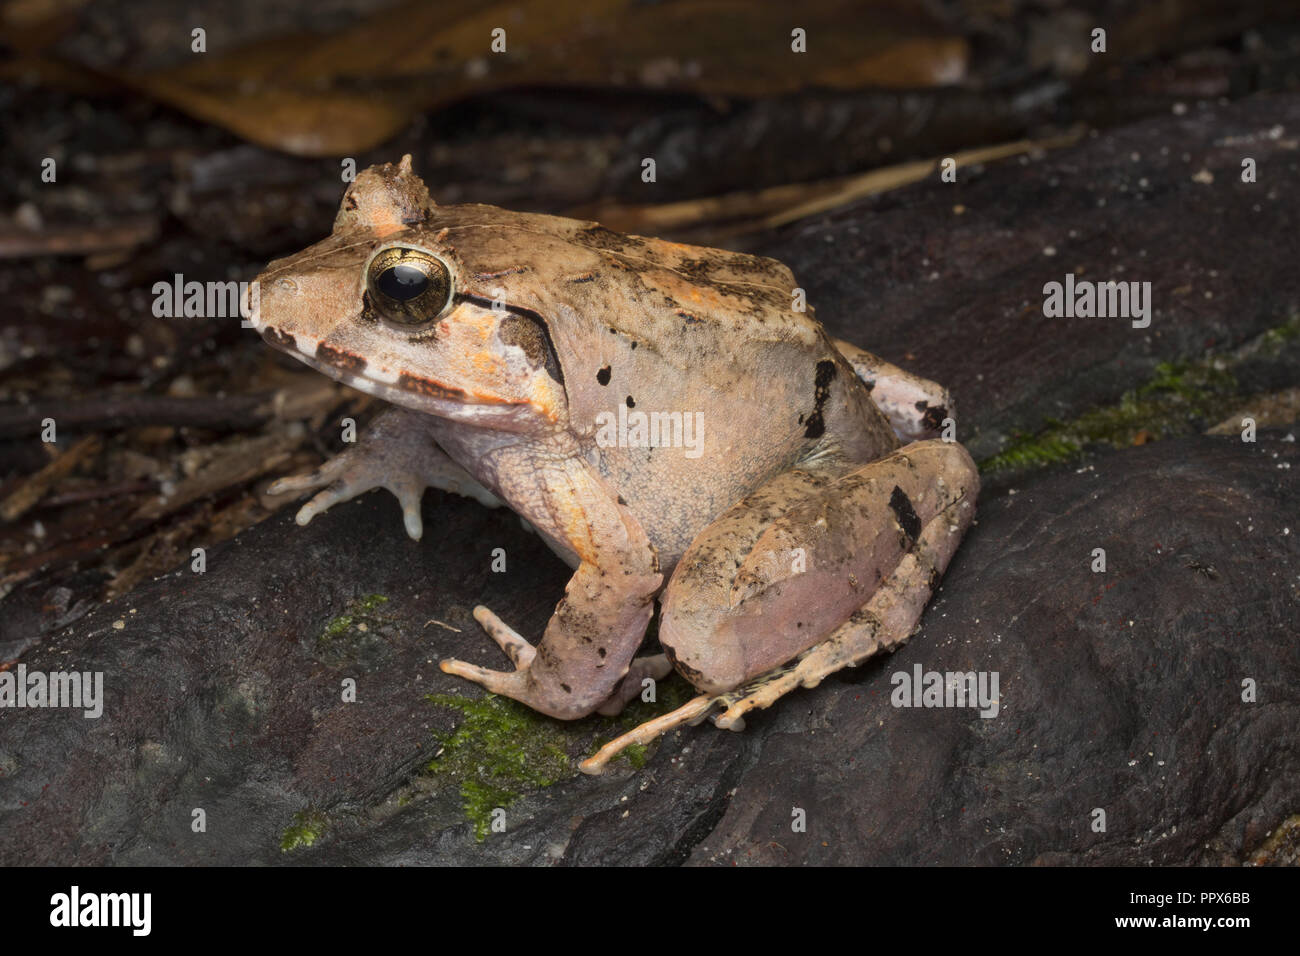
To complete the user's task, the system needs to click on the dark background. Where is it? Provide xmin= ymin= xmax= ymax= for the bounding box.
xmin=1 ymin=1 xmax=1298 ymax=866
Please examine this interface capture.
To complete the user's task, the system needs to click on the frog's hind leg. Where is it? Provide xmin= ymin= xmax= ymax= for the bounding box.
xmin=712 ymin=497 xmax=968 ymax=730
xmin=580 ymin=440 xmax=978 ymax=774
xmin=831 ymin=338 xmax=953 ymax=442
xmin=579 ymin=478 xmax=973 ymax=773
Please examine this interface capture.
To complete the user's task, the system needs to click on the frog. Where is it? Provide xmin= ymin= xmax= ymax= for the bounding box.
xmin=251 ymin=156 xmax=978 ymax=774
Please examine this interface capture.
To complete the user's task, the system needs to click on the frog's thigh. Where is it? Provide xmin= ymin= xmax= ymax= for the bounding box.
xmin=832 ymin=338 xmax=954 ymax=441
xmin=659 ymin=440 xmax=978 ymax=696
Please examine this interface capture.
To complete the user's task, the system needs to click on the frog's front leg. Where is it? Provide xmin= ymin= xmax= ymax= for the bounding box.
xmin=268 ymin=407 xmax=501 ymax=540
xmin=581 ymin=439 xmax=977 ymax=773
xmin=832 ymin=338 xmax=954 ymax=442
xmin=440 ymin=457 xmax=663 ymax=719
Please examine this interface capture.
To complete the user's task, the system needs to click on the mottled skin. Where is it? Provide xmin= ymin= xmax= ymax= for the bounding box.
xmin=253 ymin=157 xmax=978 ymax=772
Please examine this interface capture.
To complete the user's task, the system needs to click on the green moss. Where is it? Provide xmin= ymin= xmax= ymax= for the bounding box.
xmin=319 ymin=593 xmax=389 ymax=643
xmin=619 ymin=743 xmax=649 ymax=769
xmin=280 ymin=808 xmax=329 ymax=852
xmin=424 ymin=670 xmax=700 ymax=837
xmin=981 ymin=315 xmax=1300 ymax=477
xmin=460 ymin=780 xmax=520 ymax=839
xmin=1254 ymin=314 xmax=1300 ymax=354
xmin=981 ymin=359 xmax=1240 ymax=475
xmin=425 ymin=693 xmax=571 ymax=841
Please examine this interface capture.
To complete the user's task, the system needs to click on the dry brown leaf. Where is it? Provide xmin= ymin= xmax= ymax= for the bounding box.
xmin=118 ymin=0 xmax=968 ymax=156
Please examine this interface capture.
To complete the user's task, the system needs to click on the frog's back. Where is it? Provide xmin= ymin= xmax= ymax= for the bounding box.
xmin=427 ymin=204 xmax=826 ymax=369
xmin=400 ymin=203 xmax=894 ymax=566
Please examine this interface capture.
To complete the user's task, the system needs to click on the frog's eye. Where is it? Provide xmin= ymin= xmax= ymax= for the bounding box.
xmin=366 ymin=247 xmax=452 ymax=327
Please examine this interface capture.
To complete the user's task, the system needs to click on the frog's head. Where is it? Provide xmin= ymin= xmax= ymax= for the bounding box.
xmin=251 ymin=156 xmax=567 ymax=433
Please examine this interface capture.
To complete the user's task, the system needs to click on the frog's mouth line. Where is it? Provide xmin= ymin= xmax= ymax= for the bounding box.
xmin=259 ymin=322 xmax=543 ymax=428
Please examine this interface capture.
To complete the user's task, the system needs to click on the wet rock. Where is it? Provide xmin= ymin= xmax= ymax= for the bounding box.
xmin=687 ymin=433 xmax=1300 ymax=865
xmin=2 ymin=433 xmax=1294 ymax=865
xmin=760 ymin=93 xmax=1300 ymax=461
xmin=3 ymin=95 xmax=1298 ymax=866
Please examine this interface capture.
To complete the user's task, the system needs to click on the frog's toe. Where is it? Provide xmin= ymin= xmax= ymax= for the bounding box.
xmin=387 ymin=476 xmax=428 ymax=540
xmin=294 ymin=475 xmax=381 ymax=527
xmin=579 ymin=694 xmax=716 ymax=774
xmin=471 ymin=605 xmax=536 ymax=668
xmin=438 ymin=606 xmax=541 ymax=697
xmin=439 ymin=658 xmax=529 ymax=698
xmin=268 ymin=455 xmax=351 ymax=504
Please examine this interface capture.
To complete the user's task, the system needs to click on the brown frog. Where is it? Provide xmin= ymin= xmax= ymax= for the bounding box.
xmin=252 ymin=157 xmax=978 ymax=773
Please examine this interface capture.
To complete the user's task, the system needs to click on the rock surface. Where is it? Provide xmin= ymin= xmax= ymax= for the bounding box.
xmin=2 ymin=433 xmax=1294 ymax=865
xmin=760 ymin=92 xmax=1300 ymax=462
xmin=2 ymin=96 xmax=1298 ymax=866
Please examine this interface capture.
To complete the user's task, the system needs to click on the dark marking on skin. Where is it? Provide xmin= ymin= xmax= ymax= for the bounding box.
xmin=609 ymin=327 xmax=618 ymax=334
xmin=315 ymin=341 xmax=368 ymax=374
xmin=499 ymin=312 xmax=565 ymax=385
xmin=889 ymin=485 xmax=922 ymax=544
xmin=630 ymin=341 xmax=638 ymax=349
xmin=569 ymin=272 xmax=595 ymax=283
xmin=803 ymin=359 xmax=837 ymax=439
xmin=451 ymin=293 xmax=563 ymax=385
xmin=915 ymin=401 xmax=928 ymax=410
xmin=597 ymin=647 xmax=607 ymax=658
xmin=928 ymin=566 xmax=942 ymax=592
xmin=597 ymin=366 xmax=612 ymax=385
xmin=662 ymin=644 xmax=704 ymax=685
xmin=359 ymin=290 xmax=379 ymax=323
xmin=263 ymin=326 xmax=295 ymax=350
xmin=398 ymin=372 xmax=467 ymax=400
xmin=616 ymin=495 xmax=627 ymax=505
xmin=344 ymin=193 xmax=359 ymax=210
xmin=674 ymin=258 xmax=717 ymax=282
xmin=579 ymin=224 xmax=647 ymax=252
xmin=674 ymin=309 xmax=700 ymax=323
xmin=626 ymin=395 xmax=635 ymax=408
xmin=561 ymin=683 xmax=572 ymax=694
xmin=862 ymin=378 xmax=876 ymax=392
xmin=921 ymin=404 xmax=948 ymax=432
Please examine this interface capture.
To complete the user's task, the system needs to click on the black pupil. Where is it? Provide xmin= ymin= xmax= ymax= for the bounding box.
xmin=377 ymin=263 xmax=429 ymax=301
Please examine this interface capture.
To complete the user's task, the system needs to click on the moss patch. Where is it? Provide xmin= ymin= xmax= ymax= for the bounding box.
xmin=318 ymin=593 xmax=389 ymax=643
xmin=425 ymin=693 xmax=571 ymax=841
xmin=280 ymin=807 xmax=329 ymax=852
xmin=425 ymin=671 xmax=699 ymax=838
xmin=980 ymin=315 xmax=1300 ymax=476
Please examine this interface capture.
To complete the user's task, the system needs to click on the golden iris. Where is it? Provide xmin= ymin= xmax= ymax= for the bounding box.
xmin=366 ymin=247 xmax=452 ymax=326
